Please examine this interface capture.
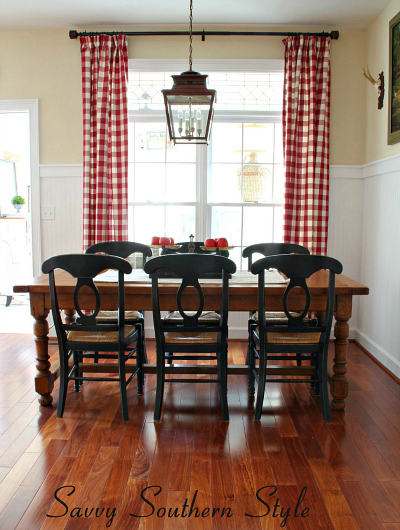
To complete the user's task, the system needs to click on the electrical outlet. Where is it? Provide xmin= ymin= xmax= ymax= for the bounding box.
xmin=41 ymin=206 xmax=55 ymax=220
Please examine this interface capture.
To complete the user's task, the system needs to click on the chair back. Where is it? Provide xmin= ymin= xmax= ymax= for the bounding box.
xmin=251 ymin=254 xmax=342 ymax=338
xmin=162 ymin=241 xmax=229 ymax=257
xmin=144 ymin=254 xmax=236 ymax=338
xmin=85 ymin=241 xmax=152 ymax=268
xmin=42 ymin=254 xmax=132 ymax=345
xmin=243 ymin=243 xmax=310 ymax=269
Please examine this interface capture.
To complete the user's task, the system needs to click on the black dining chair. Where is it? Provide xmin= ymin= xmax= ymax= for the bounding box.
xmin=144 ymin=253 xmax=236 ymax=421
xmin=42 ymin=253 xmax=143 ymax=420
xmin=242 ymin=243 xmax=311 ymax=366
xmin=85 ymin=241 xmax=152 ymax=364
xmin=248 ymin=253 xmax=343 ymax=421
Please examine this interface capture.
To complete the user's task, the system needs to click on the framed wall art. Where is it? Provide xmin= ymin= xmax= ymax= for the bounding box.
xmin=388 ymin=11 xmax=400 ymax=145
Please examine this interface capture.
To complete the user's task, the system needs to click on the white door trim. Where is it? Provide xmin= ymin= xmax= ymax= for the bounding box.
xmin=0 ymin=99 xmax=41 ymax=276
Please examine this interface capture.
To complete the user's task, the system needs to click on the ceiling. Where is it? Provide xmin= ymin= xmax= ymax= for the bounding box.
xmin=0 ymin=0 xmax=393 ymax=31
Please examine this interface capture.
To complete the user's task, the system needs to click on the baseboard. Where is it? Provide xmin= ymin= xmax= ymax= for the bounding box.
xmin=354 ymin=329 xmax=400 ymax=380
xmin=353 ymin=339 xmax=400 ymax=385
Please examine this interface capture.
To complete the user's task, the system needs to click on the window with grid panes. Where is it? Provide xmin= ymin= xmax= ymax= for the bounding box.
xmin=128 ymin=61 xmax=284 ymax=270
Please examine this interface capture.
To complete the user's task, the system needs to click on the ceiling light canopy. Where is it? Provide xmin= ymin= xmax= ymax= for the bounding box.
xmin=162 ymin=0 xmax=216 ymax=145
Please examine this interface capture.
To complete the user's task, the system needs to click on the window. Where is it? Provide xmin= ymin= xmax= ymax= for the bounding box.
xmin=128 ymin=60 xmax=284 ymax=269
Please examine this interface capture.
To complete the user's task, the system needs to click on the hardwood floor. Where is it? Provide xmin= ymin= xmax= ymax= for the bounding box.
xmin=0 ymin=334 xmax=399 ymax=529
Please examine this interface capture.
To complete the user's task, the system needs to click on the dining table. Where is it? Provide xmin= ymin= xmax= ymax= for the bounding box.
xmin=14 ymin=268 xmax=369 ymax=412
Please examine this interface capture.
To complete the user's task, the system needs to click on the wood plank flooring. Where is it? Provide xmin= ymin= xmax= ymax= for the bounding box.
xmin=0 ymin=334 xmax=399 ymax=529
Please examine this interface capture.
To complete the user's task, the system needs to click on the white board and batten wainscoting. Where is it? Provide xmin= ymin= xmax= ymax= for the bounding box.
xmin=39 ymin=154 xmax=400 ymax=378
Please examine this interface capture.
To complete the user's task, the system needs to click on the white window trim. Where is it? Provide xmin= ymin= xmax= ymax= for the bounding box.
xmin=128 ymin=58 xmax=284 ymax=73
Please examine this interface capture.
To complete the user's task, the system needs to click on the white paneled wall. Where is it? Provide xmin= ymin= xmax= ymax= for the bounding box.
xmin=356 ymin=155 xmax=400 ymax=378
xmin=328 ymin=167 xmax=364 ymax=331
xmin=39 ymin=165 xmax=83 ymax=261
xmin=38 ymin=157 xmax=400 ymax=378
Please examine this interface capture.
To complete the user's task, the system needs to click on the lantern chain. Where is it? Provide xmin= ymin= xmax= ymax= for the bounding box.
xmin=189 ymin=0 xmax=193 ymax=71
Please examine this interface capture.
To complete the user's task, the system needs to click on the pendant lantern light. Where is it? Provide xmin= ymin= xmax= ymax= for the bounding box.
xmin=162 ymin=0 xmax=216 ymax=145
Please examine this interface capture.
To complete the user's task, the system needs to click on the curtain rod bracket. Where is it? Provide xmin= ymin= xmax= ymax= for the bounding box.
xmin=202 ymin=29 xmax=205 ymax=42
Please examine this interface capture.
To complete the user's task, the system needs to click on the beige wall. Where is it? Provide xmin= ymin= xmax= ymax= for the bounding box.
xmin=0 ymin=30 xmax=82 ymax=164
xmin=366 ymin=0 xmax=400 ymax=163
xmin=0 ymin=26 xmax=367 ymax=165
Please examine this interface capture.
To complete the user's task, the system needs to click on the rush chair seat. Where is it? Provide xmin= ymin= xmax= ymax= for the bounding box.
xmin=42 ymin=253 xmax=143 ymax=420
xmin=85 ymin=241 xmax=152 ymax=364
xmin=144 ymin=253 xmax=237 ymax=422
xmin=242 ymin=243 xmax=311 ymax=366
xmin=248 ymin=253 xmax=343 ymax=422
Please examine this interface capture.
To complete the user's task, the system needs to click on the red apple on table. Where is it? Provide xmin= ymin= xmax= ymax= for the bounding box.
xmin=204 ymin=238 xmax=217 ymax=247
xmin=160 ymin=236 xmax=171 ymax=246
xmin=151 ymin=236 xmax=160 ymax=245
xmin=217 ymin=237 xmax=228 ymax=248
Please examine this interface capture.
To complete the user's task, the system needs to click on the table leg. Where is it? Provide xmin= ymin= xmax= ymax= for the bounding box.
xmin=331 ymin=295 xmax=352 ymax=411
xmin=64 ymin=309 xmax=76 ymax=325
xmin=31 ymin=293 xmax=53 ymax=406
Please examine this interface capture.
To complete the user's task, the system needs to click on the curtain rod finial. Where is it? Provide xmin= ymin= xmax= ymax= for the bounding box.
xmin=69 ymin=30 xmax=79 ymax=39
xmin=330 ymin=31 xmax=339 ymax=40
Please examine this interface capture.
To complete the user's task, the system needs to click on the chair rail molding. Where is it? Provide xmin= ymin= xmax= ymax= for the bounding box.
xmin=39 ymin=154 xmax=399 ymax=181
xmin=39 ymin=164 xmax=83 ymax=178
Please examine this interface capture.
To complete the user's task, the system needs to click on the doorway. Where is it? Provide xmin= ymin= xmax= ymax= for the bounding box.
xmin=0 ymin=100 xmax=40 ymax=332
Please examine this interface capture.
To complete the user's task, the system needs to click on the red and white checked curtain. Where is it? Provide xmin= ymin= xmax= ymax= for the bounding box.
xmin=282 ymin=35 xmax=331 ymax=255
xmin=80 ymin=34 xmax=129 ymax=248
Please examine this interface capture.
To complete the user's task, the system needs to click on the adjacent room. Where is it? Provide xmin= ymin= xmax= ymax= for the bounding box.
xmin=0 ymin=0 xmax=399 ymax=527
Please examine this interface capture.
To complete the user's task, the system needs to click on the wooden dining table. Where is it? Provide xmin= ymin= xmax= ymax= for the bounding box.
xmin=14 ymin=269 xmax=369 ymax=412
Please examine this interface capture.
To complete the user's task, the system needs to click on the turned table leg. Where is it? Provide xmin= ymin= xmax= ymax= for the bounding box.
xmin=31 ymin=293 xmax=53 ymax=406
xmin=331 ymin=295 xmax=352 ymax=411
xmin=64 ymin=309 xmax=76 ymax=325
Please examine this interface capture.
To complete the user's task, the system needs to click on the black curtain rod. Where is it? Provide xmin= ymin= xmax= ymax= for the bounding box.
xmin=69 ymin=29 xmax=339 ymax=40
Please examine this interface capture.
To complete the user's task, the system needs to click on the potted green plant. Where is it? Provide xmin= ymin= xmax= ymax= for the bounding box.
xmin=11 ymin=195 xmax=25 ymax=213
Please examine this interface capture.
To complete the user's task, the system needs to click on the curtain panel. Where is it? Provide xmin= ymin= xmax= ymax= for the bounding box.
xmin=282 ymin=35 xmax=331 ymax=255
xmin=80 ymin=34 xmax=129 ymax=248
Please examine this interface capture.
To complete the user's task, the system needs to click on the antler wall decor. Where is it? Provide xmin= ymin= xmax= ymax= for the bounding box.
xmin=362 ymin=66 xmax=384 ymax=109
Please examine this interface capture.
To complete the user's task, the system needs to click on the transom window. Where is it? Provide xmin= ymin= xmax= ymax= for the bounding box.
xmin=128 ymin=60 xmax=284 ymax=269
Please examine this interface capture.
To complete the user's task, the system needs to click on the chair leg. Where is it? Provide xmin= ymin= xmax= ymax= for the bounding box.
xmin=166 ymin=351 xmax=173 ymax=366
xmin=140 ymin=318 xmax=148 ymax=364
xmin=154 ymin=346 xmax=165 ymax=421
xmin=255 ymin=346 xmax=266 ymax=421
xmin=217 ymin=345 xmax=229 ymax=421
xmin=313 ymin=354 xmax=320 ymax=395
xmin=118 ymin=348 xmax=129 ymax=421
xmin=57 ymin=349 xmax=69 ymax=418
xmin=310 ymin=354 xmax=316 ymax=389
xmin=137 ymin=341 xmax=143 ymax=396
xmin=73 ymin=351 xmax=81 ymax=392
xmin=248 ymin=335 xmax=256 ymax=396
xmin=245 ymin=320 xmax=251 ymax=365
xmin=319 ymin=357 xmax=330 ymax=422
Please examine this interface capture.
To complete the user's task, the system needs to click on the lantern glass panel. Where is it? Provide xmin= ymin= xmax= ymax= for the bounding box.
xmin=165 ymin=94 xmax=214 ymax=143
